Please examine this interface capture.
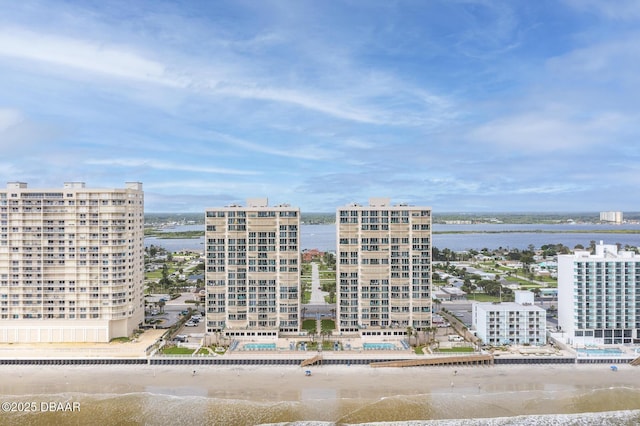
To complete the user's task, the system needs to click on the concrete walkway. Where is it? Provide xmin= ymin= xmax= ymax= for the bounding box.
xmin=309 ymin=262 xmax=329 ymax=335
xmin=309 ymin=262 xmax=327 ymax=304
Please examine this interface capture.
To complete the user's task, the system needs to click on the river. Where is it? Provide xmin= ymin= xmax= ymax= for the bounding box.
xmin=145 ymin=223 xmax=640 ymax=252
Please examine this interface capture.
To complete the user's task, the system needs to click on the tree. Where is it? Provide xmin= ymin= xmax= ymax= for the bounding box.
xmin=406 ymin=326 xmax=414 ymax=347
xmin=158 ymin=300 xmax=166 ymax=314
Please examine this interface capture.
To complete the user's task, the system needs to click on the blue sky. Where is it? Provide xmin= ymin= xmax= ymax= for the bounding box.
xmin=1 ymin=0 xmax=639 ymax=213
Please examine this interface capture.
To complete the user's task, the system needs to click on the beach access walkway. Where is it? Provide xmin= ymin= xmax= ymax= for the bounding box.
xmin=300 ymin=354 xmax=323 ymax=367
xmin=370 ymin=353 xmax=494 ymax=368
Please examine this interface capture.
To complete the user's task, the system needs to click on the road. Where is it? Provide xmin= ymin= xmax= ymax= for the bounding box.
xmin=303 ymin=262 xmax=335 ymax=319
xmin=309 ymin=262 xmax=327 ymax=304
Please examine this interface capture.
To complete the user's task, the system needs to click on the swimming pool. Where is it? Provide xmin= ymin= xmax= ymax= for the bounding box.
xmin=243 ymin=343 xmax=276 ymax=350
xmin=363 ymin=343 xmax=397 ymax=350
xmin=576 ymin=348 xmax=623 ymax=356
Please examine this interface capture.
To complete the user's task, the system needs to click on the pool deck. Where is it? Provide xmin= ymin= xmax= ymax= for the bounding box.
xmin=0 ymin=330 xmax=638 ymax=365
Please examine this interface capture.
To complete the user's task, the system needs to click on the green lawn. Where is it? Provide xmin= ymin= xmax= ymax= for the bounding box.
xmin=321 ymin=319 xmax=335 ymax=331
xmin=161 ymin=346 xmax=195 ymax=355
xmin=302 ymin=319 xmax=316 ymax=332
xmin=437 ymin=347 xmax=475 ymax=353
xmin=319 ymin=270 xmax=336 ymax=279
xmin=466 ymin=293 xmax=502 ymax=302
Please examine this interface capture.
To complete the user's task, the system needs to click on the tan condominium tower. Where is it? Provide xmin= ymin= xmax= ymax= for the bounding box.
xmin=205 ymin=198 xmax=300 ymax=339
xmin=0 ymin=181 xmax=145 ymax=343
xmin=337 ymin=198 xmax=432 ymax=338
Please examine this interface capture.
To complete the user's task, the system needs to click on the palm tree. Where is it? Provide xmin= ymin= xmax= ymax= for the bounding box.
xmin=406 ymin=326 xmax=414 ymax=347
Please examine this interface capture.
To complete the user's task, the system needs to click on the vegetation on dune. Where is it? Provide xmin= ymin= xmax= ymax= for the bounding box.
xmin=144 ymin=230 xmax=204 ymax=239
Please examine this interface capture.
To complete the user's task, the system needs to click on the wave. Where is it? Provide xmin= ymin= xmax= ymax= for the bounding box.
xmin=2 ymin=391 xmax=640 ymax=426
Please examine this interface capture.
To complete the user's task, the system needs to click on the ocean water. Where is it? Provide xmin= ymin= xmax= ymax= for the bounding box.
xmin=3 ymin=388 xmax=640 ymax=425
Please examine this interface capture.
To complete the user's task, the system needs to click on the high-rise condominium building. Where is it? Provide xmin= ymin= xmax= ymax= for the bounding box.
xmin=558 ymin=241 xmax=640 ymax=346
xmin=205 ymin=198 xmax=300 ymax=338
xmin=0 ymin=181 xmax=144 ymax=343
xmin=599 ymin=211 xmax=623 ymax=224
xmin=336 ymin=198 xmax=432 ymax=338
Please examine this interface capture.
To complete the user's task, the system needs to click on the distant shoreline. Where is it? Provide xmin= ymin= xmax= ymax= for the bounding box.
xmin=143 ymin=227 xmax=640 ymax=240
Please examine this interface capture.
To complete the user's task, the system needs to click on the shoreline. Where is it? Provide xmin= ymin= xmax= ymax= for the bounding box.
xmin=1 ymin=364 xmax=640 ymax=411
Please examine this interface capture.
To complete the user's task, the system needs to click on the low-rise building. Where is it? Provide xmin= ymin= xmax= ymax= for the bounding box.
xmin=472 ymin=291 xmax=546 ymax=346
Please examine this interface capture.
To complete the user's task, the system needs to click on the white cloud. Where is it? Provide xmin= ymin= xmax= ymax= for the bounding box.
xmin=468 ymin=110 xmax=620 ymax=152
xmin=213 ymin=84 xmax=383 ymax=124
xmin=0 ymin=108 xmax=23 ymax=132
xmin=209 ymin=131 xmax=333 ymax=160
xmin=564 ymin=0 xmax=640 ymax=20
xmin=86 ymin=158 xmax=259 ymax=176
xmin=0 ymin=27 xmax=184 ymax=87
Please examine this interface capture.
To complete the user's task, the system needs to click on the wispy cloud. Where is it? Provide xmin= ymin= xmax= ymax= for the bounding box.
xmin=86 ymin=159 xmax=260 ymax=176
xmin=0 ymin=27 xmax=183 ymax=87
xmin=564 ymin=0 xmax=640 ymax=20
xmin=0 ymin=108 xmax=23 ymax=131
xmin=1 ymin=1 xmax=639 ymax=212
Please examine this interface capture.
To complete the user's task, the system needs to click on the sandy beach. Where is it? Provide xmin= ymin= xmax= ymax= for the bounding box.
xmin=1 ymin=363 xmax=640 ymax=424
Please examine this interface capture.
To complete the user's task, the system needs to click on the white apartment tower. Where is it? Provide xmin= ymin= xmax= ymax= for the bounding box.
xmin=558 ymin=242 xmax=640 ymax=346
xmin=0 ymin=182 xmax=145 ymax=343
xmin=599 ymin=211 xmax=623 ymax=224
xmin=336 ymin=198 xmax=432 ymax=338
xmin=205 ymin=198 xmax=300 ymax=338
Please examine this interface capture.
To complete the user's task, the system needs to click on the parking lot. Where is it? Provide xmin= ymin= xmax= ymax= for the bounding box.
xmin=145 ymin=292 xmax=205 ymax=330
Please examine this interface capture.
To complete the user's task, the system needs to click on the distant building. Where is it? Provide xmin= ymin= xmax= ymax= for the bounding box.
xmin=205 ymin=198 xmax=300 ymax=338
xmin=433 ymin=286 xmax=466 ymax=301
xmin=302 ymin=249 xmax=324 ymax=262
xmin=558 ymin=241 xmax=640 ymax=346
xmin=336 ymin=198 xmax=431 ymax=338
xmin=600 ymin=211 xmax=623 ymax=224
xmin=0 ymin=181 xmax=145 ymax=342
xmin=472 ymin=291 xmax=546 ymax=346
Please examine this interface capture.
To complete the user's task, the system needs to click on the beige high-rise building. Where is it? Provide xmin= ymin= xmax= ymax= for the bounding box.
xmin=0 ymin=181 xmax=145 ymax=343
xmin=336 ymin=198 xmax=432 ymax=338
xmin=205 ymin=198 xmax=300 ymax=338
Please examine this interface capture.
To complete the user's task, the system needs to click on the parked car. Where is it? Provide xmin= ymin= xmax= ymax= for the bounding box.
xmin=174 ymin=335 xmax=187 ymax=342
xmin=185 ymin=321 xmax=198 ymax=327
xmin=150 ymin=310 xmax=159 ymax=316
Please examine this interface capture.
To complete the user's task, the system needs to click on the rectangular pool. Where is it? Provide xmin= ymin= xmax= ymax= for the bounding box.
xmin=363 ymin=343 xmax=397 ymax=350
xmin=576 ymin=348 xmax=623 ymax=356
xmin=243 ymin=343 xmax=276 ymax=350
